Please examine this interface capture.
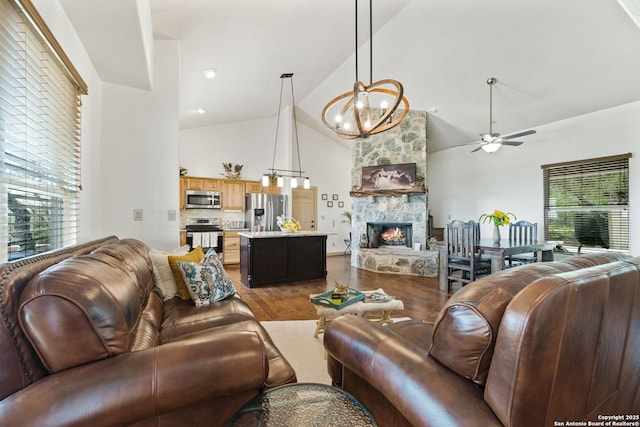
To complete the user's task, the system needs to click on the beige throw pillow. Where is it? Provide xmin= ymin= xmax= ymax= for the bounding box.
xmin=149 ymin=245 xmax=189 ymax=300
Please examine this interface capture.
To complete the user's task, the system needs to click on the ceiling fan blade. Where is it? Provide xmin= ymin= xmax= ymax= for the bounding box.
xmin=501 ymin=140 xmax=524 ymax=147
xmin=503 ymin=130 xmax=536 ymax=140
xmin=471 ymin=145 xmax=484 ymax=153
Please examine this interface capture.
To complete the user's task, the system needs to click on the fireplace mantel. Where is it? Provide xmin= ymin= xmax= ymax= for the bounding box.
xmin=349 ymin=186 xmax=426 ymax=197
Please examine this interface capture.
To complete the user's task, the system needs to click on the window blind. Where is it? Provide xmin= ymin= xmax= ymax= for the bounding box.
xmin=0 ymin=0 xmax=84 ymax=262
xmin=542 ymin=154 xmax=631 ymax=254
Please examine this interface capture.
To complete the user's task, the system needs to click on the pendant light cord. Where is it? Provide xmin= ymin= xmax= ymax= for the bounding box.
xmin=271 ymin=78 xmax=285 ymax=171
xmin=354 ymin=0 xmax=374 ymax=85
xmin=271 ymin=75 xmax=303 ymax=177
xmin=369 ymin=0 xmax=373 ymax=85
xmin=290 ymin=76 xmax=303 ymax=177
xmin=355 ymin=0 xmax=358 ymax=82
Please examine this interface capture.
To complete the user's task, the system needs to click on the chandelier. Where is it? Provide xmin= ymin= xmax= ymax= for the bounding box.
xmin=321 ymin=0 xmax=409 ymax=139
xmin=263 ymin=73 xmax=310 ymax=189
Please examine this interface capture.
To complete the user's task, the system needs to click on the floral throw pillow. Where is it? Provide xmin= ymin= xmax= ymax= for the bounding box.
xmin=177 ymin=249 xmax=236 ymax=306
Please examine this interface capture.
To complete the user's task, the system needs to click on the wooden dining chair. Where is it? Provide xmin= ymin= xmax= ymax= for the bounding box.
xmin=445 ymin=220 xmax=490 ymax=293
xmin=467 ymin=220 xmax=481 ymax=243
xmin=507 ymin=220 xmax=538 ymax=266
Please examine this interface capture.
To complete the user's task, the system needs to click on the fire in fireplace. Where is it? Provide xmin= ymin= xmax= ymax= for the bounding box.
xmin=382 ymin=227 xmax=406 ymax=244
xmin=367 ymin=222 xmax=413 ymax=248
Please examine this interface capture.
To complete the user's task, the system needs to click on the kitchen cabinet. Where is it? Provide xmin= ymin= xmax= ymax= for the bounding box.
xmin=204 ymin=179 xmax=221 ymax=191
xmin=239 ymin=233 xmax=327 ymax=287
xmin=180 ymin=231 xmax=186 ymax=247
xmin=222 ymin=181 xmax=245 ymax=211
xmin=262 ymin=183 xmax=281 ymax=194
xmin=245 ymin=181 xmax=263 ymax=193
xmin=183 ymin=176 xmax=222 ymax=191
xmin=179 ymin=177 xmax=187 ymax=210
xmin=185 ymin=177 xmax=204 ymax=190
xmin=223 ymin=230 xmax=245 ymax=265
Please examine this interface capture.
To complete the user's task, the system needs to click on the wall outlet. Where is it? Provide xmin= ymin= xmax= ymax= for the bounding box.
xmin=168 ymin=210 xmax=177 ymax=221
xmin=133 ymin=209 xmax=143 ymax=221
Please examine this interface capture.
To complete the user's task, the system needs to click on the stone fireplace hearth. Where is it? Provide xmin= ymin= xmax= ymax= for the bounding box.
xmin=349 ymin=111 xmax=438 ymax=277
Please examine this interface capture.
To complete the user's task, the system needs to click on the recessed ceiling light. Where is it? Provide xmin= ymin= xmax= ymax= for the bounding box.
xmin=203 ymin=68 xmax=217 ymax=79
xmin=196 ymin=108 xmax=206 ymax=114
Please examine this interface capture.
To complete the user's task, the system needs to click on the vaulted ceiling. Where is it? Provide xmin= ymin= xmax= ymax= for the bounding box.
xmin=61 ymin=0 xmax=640 ymax=152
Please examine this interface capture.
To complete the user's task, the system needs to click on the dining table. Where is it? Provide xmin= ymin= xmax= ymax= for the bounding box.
xmin=437 ymin=238 xmax=562 ymax=292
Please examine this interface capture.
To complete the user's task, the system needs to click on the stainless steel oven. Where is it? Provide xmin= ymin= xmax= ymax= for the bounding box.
xmin=185 ymin=218 xmax=224 ymax=259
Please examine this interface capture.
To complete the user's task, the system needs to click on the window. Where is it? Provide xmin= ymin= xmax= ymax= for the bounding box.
xmin=0 ymin=0 xmax=87 ymax=262
xmin=542 ymin=154 xmax=631 ymax=254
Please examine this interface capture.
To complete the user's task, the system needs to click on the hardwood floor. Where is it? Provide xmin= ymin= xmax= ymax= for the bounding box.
xmin=226 ymin=254 xmax=451 ymax=321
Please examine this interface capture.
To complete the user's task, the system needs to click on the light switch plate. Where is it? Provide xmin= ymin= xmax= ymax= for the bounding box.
xmin=133 ymin=209 xmax=143 ymax=221
xmin=168 ymin=210 xmax=176 ymax=221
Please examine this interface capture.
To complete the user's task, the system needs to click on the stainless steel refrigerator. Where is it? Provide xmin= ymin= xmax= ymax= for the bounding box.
xmin=245 ymin=193 xmax=288 ymax=232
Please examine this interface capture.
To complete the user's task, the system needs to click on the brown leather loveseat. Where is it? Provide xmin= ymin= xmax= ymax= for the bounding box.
xmin=325 ymin=252 xmax=640 ymax=426
xmin=0 ymin=236 xmax=296 ymax=426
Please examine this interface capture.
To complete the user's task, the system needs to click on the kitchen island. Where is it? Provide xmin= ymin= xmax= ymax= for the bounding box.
xmin=239 ymin=231 xmax=329 ymax=287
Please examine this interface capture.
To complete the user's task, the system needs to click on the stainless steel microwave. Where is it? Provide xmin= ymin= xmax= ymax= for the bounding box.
xmin=185 ymin=190 xmax=221 ymax=209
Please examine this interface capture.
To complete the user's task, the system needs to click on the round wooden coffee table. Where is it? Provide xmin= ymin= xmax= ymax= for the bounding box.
xmin=226 ymin=383 xmax=377 ymax=426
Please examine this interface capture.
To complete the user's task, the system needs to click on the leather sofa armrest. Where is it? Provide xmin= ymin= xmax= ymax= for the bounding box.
xmin=324 ymin=316 xmax=502 ymax=427
xmin=0 ymin=331 xmax=267 ymax=427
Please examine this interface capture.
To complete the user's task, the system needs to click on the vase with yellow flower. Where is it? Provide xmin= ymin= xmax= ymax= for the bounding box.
xmin=479 ymin=209 xmax=516 ymax=244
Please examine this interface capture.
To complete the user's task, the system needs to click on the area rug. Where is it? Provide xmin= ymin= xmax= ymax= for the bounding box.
xmin=261 ymin=320 xmax=330 ymax=384
xmin=261 ymin=318 xmax=411 ymax=385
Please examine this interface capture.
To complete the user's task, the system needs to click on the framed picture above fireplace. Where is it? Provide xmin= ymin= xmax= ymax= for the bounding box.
xmin=362 ymin=163 xmax=416 ymax=191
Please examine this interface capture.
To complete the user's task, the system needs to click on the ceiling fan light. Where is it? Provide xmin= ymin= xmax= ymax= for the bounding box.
xmin=203 ymin=68 xmax=217 ymax=79
xmin=482 ymin=143 xmax=501 ymax=153
xmin=303 ymin=178 xmax=310 ymax=189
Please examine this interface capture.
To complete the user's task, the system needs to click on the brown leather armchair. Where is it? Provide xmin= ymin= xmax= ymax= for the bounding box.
xmin=325 ymin=252 xmax=640 ymax=426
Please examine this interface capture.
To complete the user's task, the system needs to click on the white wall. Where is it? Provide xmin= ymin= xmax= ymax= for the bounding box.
xmin=100 ymin=40 xmax=180 ymax=250
xmin=428 ymin=101 xmax=640 ymax=255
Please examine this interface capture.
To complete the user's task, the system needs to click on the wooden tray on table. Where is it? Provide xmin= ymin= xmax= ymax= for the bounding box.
xmin=310 ymin=289 xmax=365 ymax=310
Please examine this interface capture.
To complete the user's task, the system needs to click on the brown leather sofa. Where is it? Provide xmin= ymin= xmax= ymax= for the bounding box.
xmin=0 ymin=236 xmax=296 ymax=426
xmin=325 ymin=252 xmax=640 ymax=426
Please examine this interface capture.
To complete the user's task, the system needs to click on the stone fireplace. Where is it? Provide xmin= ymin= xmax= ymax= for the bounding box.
xmin=349 ymin=110 xmax=438 ymax=277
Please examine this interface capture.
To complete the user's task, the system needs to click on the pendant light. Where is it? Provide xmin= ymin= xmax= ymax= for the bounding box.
xmin=321 ymin=0 xmax=409 ymax=139
xmin=263 ymin=74 xmax=310 ymax=189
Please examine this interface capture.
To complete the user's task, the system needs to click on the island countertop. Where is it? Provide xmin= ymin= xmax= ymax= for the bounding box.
xmin=238 ymin=231 xmax=334 ymax=239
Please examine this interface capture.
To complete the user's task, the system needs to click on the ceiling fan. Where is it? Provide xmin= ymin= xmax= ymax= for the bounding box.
xmin=471 ymin=77 xmax=536 ymax=153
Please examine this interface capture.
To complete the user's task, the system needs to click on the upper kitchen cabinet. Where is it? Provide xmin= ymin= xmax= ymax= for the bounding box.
xmin=183 ymin=176 xmax=223 ymax=191
xmin=262 ymin=183 xmax=281 ymax=194
xmin=245 ymin=181 xmax=263 ymax=193
xmin=185 ymin=177 xmax=204 ymax=190
xmin=203 ymin=179 xmax=222 ymax=191
xmin=244 ymin=180 xmax=280 ymax=194
xmin=222 ymin=181 xmax=245 ymax=211
xmin=179 ymin=177 xmax=187 ymax=210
